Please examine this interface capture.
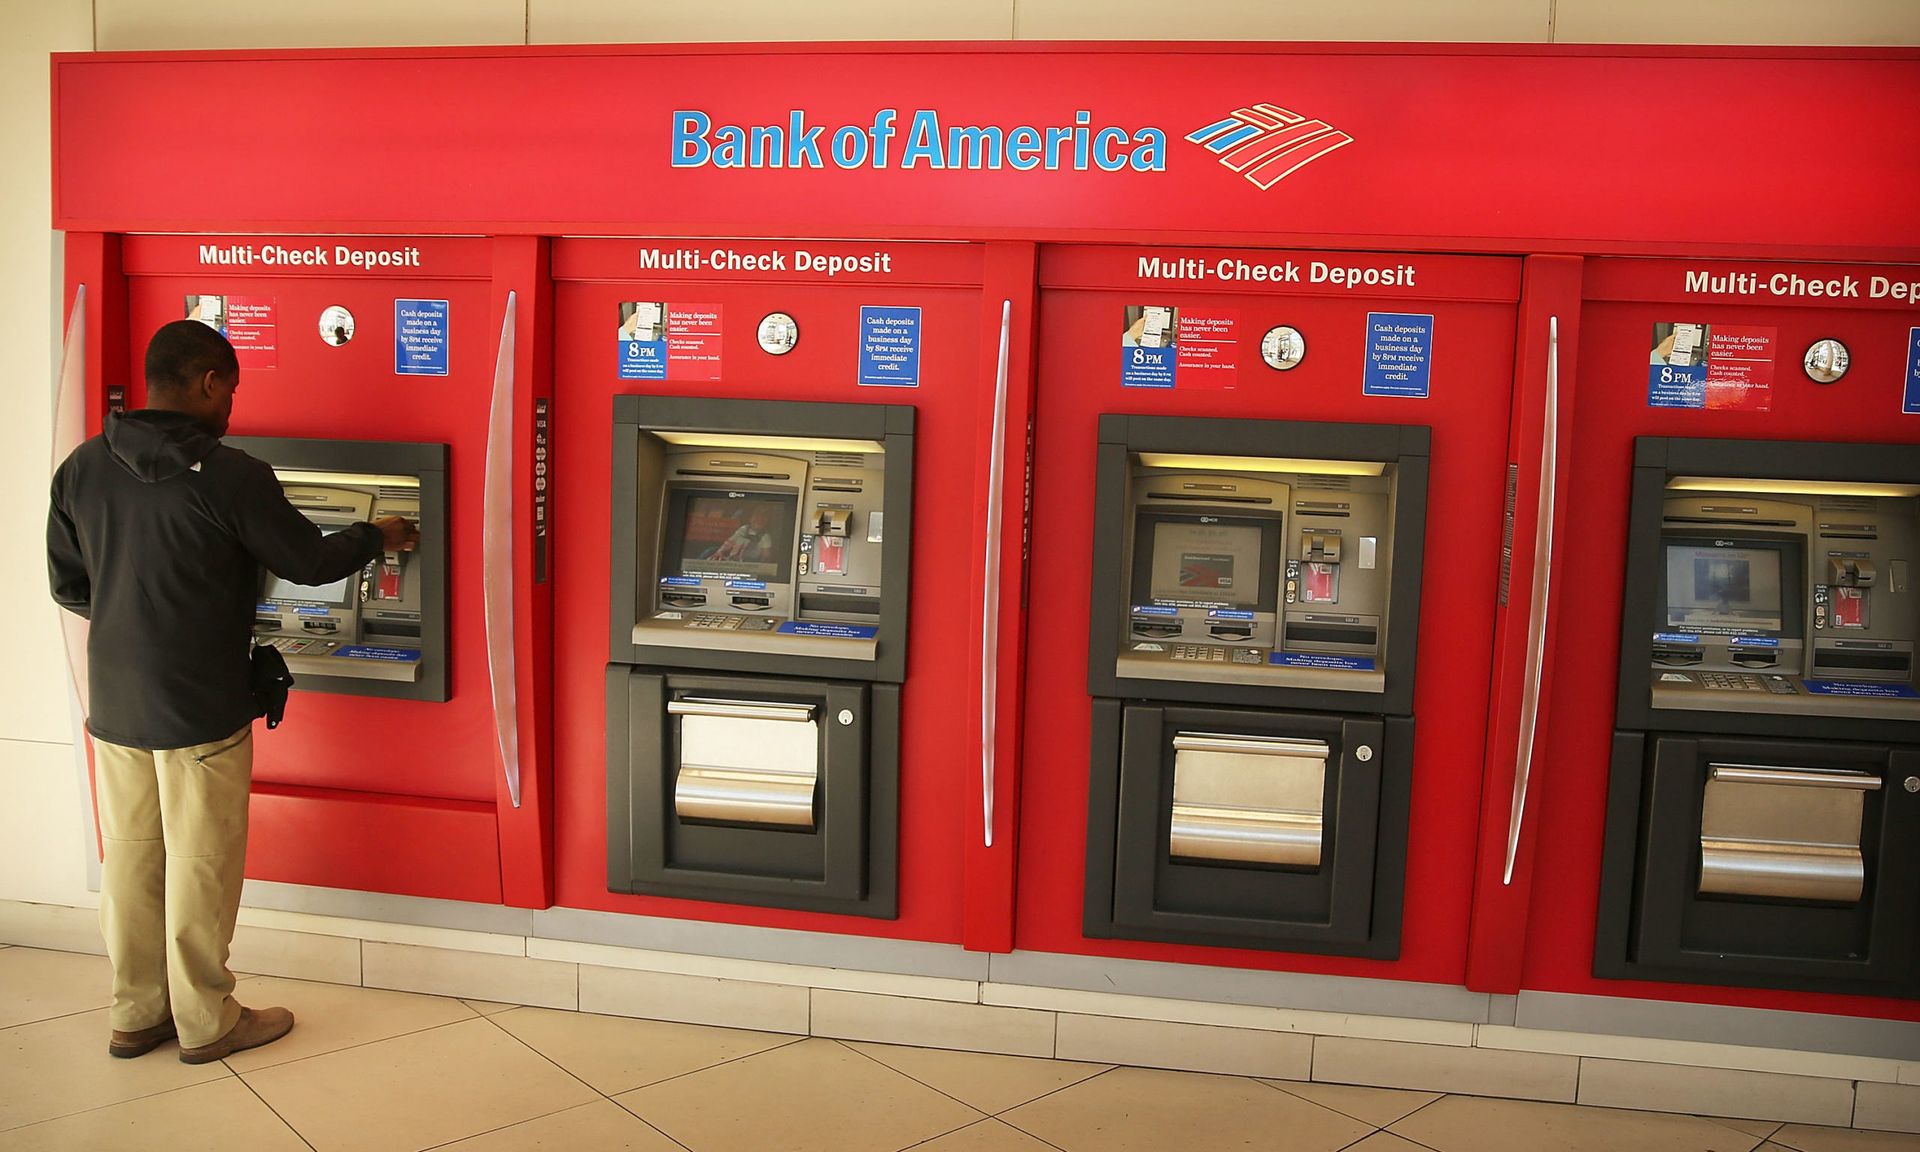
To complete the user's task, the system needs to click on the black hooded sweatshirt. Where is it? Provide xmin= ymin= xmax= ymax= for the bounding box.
xmin=47 ymin=410 xmax=385 ymax=750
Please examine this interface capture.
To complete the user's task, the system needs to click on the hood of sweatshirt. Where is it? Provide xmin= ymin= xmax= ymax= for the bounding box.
xmin=102 ymin=409 xmax=221 ymax=483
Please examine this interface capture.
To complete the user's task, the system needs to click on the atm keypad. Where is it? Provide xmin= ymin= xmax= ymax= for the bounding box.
xmin=1699 ymin=672 xmax=1765 ymax=692
xmin=688 ymin=613 xmax=745 ymax=630
xmin=1172 ymin=645 xmax=1227 ymax=662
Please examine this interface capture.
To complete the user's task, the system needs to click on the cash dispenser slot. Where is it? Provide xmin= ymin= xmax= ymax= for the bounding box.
xmin=1169 ymin=733 xmax=1327 ymax=867
xmin=1698 ymin=764 xmax=1879 ymax=903
xmin=669 ymin=698 xmax=820 ymax=829
xmin=661 ymin=588 xmax=709 ymax=608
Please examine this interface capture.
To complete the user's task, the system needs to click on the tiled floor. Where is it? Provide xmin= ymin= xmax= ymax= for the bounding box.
xmin=1 ymin=946 xmax=1915 ymax=1152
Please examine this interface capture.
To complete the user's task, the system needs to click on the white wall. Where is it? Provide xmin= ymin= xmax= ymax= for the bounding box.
xmin=5 ymin=1 xmax=1918 ymax=908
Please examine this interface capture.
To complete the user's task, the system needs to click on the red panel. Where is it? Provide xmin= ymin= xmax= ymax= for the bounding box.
xmin=50 ymin=47 xmax=1920 ymax=259
xmin=246 ymin=785 xmax=500 ymax=904
xmin=1520 ymin=256 xmax=1920 ymax=1021
xmin=1015 ymin=244 xmax=1519 ymax=983
xmin=549 ymin=239 xmax=994 ymax=943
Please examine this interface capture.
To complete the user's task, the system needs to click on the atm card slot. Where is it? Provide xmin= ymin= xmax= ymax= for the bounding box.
xmin=1729 ymin=649 xmax=1779 ymax=669
xmin=1132 ymin=619 xmax=1182 ymax=637
xmin=729 ymin=593 xmax=772 ymax=610
xmin=1208 ymin=622 xmax=1254 ymax=641
xmin=661 ymin=589 xmax=709 ymax=608
xmin=301 ymin=618 xmax=340 ymax=633
xmin=1653 ymin=646 xmax=1705 ymax=667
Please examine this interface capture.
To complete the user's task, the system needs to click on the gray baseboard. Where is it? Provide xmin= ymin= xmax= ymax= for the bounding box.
xmin=1515 ymin=989 xmax=1920 ymax=1062
xmin=237 ymin=880 xmax=534 ymax=937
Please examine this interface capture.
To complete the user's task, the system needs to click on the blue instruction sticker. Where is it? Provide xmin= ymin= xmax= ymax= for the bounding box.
xmin=1269 ymin=652 xmax=1378 ymax=671
xmin=1905 ymin=327 xmax=1920 ymax=415
xmin=777 ymin=621 xmax=879 ymax=640
xmin=1131 ymin=604 xmax=1180 ymax=617
xmin=1804 ymin=680 xmax=1920 ymax=700
xmin=1207 ymin=609 xmax=1256 ymax=621
xmin=1653 ymin=632 xmax=1702 ymax=644
xmin=724 ymin=580 xmax=768 ymax=591
xmin=859 ymin=306 xmax=921 ymax=386
xmin=394 ymin=299 xmax=450 ymax=377
xmin=1121 ymin=345 xmax=1177 ymax=389
xmin=1363 ymin=313 xmax=1433 ymax=398
xmin=1729 ymin=636 xmax=1781 ymax=648
xmin=333 ymin=646 xmax=423 ymax=662
xmin=660 ymin=576 xmax=703 ymax=587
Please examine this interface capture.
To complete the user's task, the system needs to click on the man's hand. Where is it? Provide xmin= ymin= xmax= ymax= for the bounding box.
xmin=373 ymin=516 xmax=420 ymax=553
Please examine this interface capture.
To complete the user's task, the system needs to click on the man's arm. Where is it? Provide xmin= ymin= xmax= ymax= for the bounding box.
xmin=228 ymin=456 xmax=388 ymax=585
xmin=46 ymin=474 xmax=91 ymax=619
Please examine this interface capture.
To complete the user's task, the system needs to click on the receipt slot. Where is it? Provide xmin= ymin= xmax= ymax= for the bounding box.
xmin=606 ymin=396 xmax=912 ymax=916
xmin=1084 ymin=415 xmax=1428 ymax=956
xmin=228 ymin=436 xmax=448 ymax=700
xmin=1596 ymin=438 xmax=1920 ymax=997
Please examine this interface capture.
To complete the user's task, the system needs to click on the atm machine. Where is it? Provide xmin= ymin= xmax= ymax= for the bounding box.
xmin=232 ymin=436 xmax=449 ymax=699
xmin=1083 ymin=414 xmax=1428 ymax=956
xmin=1597 ymin=437 xmax=1920 ymax=996
xmin=606 ymin=396 xmax=912 ymax=916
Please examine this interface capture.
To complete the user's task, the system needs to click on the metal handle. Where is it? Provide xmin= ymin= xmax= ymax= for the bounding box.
xmin=483 ymin=291 xmax=523 ymax=808
xmin=669 ymin=698 xmax=817 ymax=724
xmin=981 ymin=299 xmax=1012 ymax=848
xmin=1172 ymin=733 xmax=1331 ymax=759
xmin=53 ymin=285 xmax=90 ymax=719
xmin=1709 ymin=764 xmax=1882 ymax=791
xmin=1504 ymin=315 xmax=1559 ymax=884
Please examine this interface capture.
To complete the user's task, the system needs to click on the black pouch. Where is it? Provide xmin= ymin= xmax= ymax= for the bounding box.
xmin=249 ymin=644 xmax=296 ymax=729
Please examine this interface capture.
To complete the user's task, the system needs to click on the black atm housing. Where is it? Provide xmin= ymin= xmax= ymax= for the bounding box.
xmin=1083 ymin=414 xmax=1430 ymax=958
xmin=227 ymin=436 xmax=449 ymax=702
xmin=1596 ymin=437 xmax=1920 ymax=999
xmin=606 ymin=396 xmax=913 ymax=918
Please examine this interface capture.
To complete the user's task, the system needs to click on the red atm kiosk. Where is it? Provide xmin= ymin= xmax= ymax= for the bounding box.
xmin=58 ymin=233 xmax=555 ymax=908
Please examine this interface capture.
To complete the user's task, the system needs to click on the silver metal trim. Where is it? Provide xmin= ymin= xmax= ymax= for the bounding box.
xmin=981 ymin=299 xmax=1012 ymax=849
xmin=1171 ymin=733 xmax=1331 ymax=758
xmin=483 ymin=291 xmax=523 ymax=808
xmin=1505 ymin=315 xmax=1559 ymax=884
xmin=1708 ymin=765 xmax=1883 ymax=791
xmin=668 ymin=699 xmax=817 ymax=724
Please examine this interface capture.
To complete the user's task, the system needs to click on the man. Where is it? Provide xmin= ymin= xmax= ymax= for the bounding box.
xmin=47 ymin=320 xmax=417 ymax=1064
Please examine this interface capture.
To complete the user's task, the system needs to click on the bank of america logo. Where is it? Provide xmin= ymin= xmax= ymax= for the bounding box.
xmin=1187 ymin=104 xmax=1353 ymax=190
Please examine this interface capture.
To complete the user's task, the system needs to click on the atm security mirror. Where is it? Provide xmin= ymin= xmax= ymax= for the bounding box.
xmin=1645 ymin=475 xmax=1920 ymax=719
xmin=1115 ymin=452 xmax=1397 ymax=694
xmin=228 ymin=437 xmax=449 ymax=702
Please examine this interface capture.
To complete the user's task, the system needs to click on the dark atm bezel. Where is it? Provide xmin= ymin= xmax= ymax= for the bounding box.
xmin=1618 ymin=436 xmax=1920 ymax=743
xmin=225 ymin=435 xmax=449 ymax=702
xmin=1088 ymin=414 xmax=1430 ymax=716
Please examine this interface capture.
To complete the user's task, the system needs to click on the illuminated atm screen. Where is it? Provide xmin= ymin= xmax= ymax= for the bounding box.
xmin=1140 ymin=515 xmax=1277 ymax=610
xmin=663 ymin=488 xmax=798 ymax=583
xmin=1661 ymin=537 xmax=1799 ymax=636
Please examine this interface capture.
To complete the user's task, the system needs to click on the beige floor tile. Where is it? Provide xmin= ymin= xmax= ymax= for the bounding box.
xmin=1389 ymin=1095 xmax=1765 ymax=1152
xmin=1772 ymin=1125 xmax=1920 ymax=1151
xmin=849 ymin=1040 xmax=1110 ymax=1114
xmin=812 ymin=989 xmax=1055 ymax=1058
xmin=463 ymin=998 xmax=520 ymax=1016
xmin=910 ymin=1118 xmax=1065 ymax=1151
xmin=1578 ymin=1059 xmax=1854 ymax=1127
xmin=227 ymin=924 xmax=360 ymax=984
xmin=491 ymin=1005 xmax=795 ymax=1094
xmin=1266 ymin=1081 xmax=1441 ymax=1128
xmin=0 ymin=1008 xmax=229 ymax=1132
xmin=1001 ymin=1065 xmax=1371 ymax=1152
xmin=218 ymin=975 xmax=478 ymax=1072
xmin=0 ymin=1077 xmax=307 ymax=1151
xmin=1345 ymin=1135 xmax=1440 ymax=1152
xmin=434 ymin=1099 xmax=684 ymax=1151
xmin=0 ymin=947 xmax=111 ymax=1029
xmin=1315 ymin=1037 xmax=1578 ymax=1102
xmin=362 ymin=941 xmax=578 ymax=1010
xmin=240 ymin=1016 xmax=596 ymax=1152
xmin=1710 ymin=1117 xmax=1787 ymax=1140
xmin=1054 ymin=1013 xmax=1311 ymax=1079
xmin=616 ymin=1037 xmax=983 ymax=1152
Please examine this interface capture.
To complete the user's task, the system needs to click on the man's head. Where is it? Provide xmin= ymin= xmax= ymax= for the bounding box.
xmin=145 ymin=320 xmax=240 ymax=436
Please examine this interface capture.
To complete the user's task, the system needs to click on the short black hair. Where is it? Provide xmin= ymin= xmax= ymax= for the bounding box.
xmin=145 ymin=320 xmax=239 ymax=393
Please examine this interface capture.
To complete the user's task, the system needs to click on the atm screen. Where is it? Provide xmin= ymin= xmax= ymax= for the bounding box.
xmin=261 ymin=529 xmax=356 ymax=606
xmin=1136 ymin=514 xmax=1277 ymax=609
xmin=1661 ymin=538 xmax=1798 ymax=635
xmin=665 ymin=488 xmax=798 ymax=582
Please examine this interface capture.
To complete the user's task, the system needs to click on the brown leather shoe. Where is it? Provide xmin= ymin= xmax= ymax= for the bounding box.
xmin=108 ymin=1018 xmax=176 ymax=1058
xmin=177 ymin=1005 xmax=295 ymax=1065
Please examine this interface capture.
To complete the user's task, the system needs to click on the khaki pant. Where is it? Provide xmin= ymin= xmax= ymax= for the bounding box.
xmin=94 ymin=724 xmax=253 ymax=1048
